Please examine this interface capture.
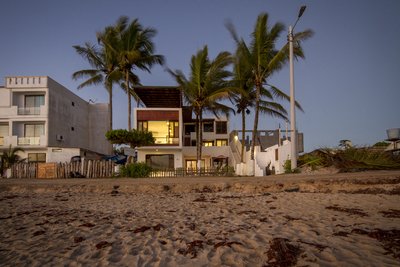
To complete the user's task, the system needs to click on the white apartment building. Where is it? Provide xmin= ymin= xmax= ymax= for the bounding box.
xmin=0 ymin=76 xmax=111 ymax=163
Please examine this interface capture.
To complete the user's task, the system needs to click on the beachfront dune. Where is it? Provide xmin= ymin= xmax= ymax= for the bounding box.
xmin=1 ymin=170 xmax=399 ymax=266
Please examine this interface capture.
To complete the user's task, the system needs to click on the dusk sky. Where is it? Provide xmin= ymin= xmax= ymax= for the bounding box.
xmin=1 ymin=0 xmax=399 ymax=152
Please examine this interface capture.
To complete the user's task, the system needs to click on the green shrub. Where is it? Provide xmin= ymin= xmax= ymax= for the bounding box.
xmin=120 ymin=162 xmax=152 ymax=178
xmin=284 ymin=160 xmax=292 ymax=173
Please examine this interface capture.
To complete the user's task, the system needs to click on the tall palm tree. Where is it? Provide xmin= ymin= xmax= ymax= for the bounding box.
xmin=72 ymin=27 xmax=121 ymax=131
xmin=100 ymin=16 xmax=164 ymax=130
xmin=230 ymin=48 xmax=289 ymax=162
xmin=169 ymin=46 xmax=233 ymax=172
xmin=227 ymin=13 xmax=313 ymax=165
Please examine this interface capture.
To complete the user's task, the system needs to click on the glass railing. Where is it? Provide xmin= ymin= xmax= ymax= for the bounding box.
xmin=18 ymin=107 xmax=41 ymax=115
xmin=0 ymin=137 xmax=4 ymax=146
xmin=153 ymin=137 xmax=179 ymax=145
xmin=18 ymin=137 xmax=40 ymax=145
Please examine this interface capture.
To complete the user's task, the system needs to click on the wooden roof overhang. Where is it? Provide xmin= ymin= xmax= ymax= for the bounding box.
xmin=133 ymin=86 xmax=182 ymax=108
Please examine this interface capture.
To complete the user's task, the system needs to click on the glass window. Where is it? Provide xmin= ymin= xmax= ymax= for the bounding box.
xmin=216 ymin=139 xmax=228 ymax=146
xmin=24 ymin=95 xmax=44 ymax=115
xmin=146 ymin=154 xmax=174 ymax=170
xmin=25 ymin=124 xmax=44 ymax=137
xmin=25 ymin=95 xmax=44 ymax=108
xmin=0 ymin=124 xmax=9 ymax=137
xmin=137 ymin=121 xmax=148 ymax=132
xmin=184 ymin=124 xmax=195 ymax=135
xmin=143 ymin=120 xmax=179 ymax=145
xmin=28 ymin=153 xmax=46 ymax=163
xmin=203 ymin=122 xmax=214 ymax=132
xmin=185 ymin=159 xmax=205 ymax=171
xmin=216 ymin=121 xmax=227 ymax=134
xmin=203 ymin=141 xmax=214 ymax=147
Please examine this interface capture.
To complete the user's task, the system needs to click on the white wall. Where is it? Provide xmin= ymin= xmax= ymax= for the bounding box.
xmin=46 ymin=147 xmax=81 ymax=163
xmin=0 ymin=88 xmax=10 ymax=106
xmin=234 ymin=141 xmax=292 ymax=176
xmin=136 ymin=148 xmax=183 ymax=168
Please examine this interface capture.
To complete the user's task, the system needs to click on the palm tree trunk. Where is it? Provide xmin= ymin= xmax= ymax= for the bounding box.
xmin=126 ymin=71 xmax=131 ymax=130
xmin=251 ymin=81 xmax=261 ymax=165
xmin=108 ymin=85 xmax=113 ymax=131
xmin=241 ymin=111 xmax=246 ymax=163
xmin=195 ymin=112 xmax=200 ymax=174
xmin=198 ymin=111 xmax=203 ymax=175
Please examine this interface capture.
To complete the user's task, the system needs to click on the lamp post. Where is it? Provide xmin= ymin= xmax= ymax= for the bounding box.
xmin=289 ymin=5 xmax=306 ymax=171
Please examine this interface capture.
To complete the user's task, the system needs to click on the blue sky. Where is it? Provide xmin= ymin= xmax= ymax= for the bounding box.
xmin=1 ymin=0 xmax=399 ymax=152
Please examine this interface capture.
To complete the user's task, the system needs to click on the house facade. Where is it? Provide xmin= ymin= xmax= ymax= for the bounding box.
xmin=0 ymin=76 xmax=111 ymax=163
xmin=133 ymin=86 xmax=232 ymax=171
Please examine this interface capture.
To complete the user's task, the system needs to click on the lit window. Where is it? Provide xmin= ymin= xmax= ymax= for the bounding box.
xmin=138 ymin=121 xmax=148 ymax=132
xmin=203 ymin=141 xmax=214 ymax=147
xmin=216 ymin=139 xmax=228 ymax=146
xmin=139 ymin=121 xmax=179 ymax=145
xmin=185 ymin=159 xmax=205 ymax=171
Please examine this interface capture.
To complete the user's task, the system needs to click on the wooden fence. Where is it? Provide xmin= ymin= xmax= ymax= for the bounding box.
xmin=11 ymin=160 xmax=116 ymax=179
xmin=148 ymin=167 xmax=235 ymax=178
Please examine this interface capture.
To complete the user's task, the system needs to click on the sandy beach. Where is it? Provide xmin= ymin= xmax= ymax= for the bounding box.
xmin=1 ymin=170 xmax=399 ymax=266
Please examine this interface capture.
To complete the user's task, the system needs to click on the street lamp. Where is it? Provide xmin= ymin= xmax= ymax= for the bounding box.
xmin=289 ymin=5 xmax=306 ymax=171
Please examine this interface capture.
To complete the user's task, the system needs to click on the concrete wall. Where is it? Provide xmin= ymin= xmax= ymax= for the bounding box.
xmin=46 ymin=77 xmax=111 ymax=155
xmin=88 ymin=103 xmax=112 ymax=154
xmin=47 ymin=77 xmax=90 ymax=149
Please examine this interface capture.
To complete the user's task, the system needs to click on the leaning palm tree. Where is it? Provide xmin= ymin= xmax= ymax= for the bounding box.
xmin=100 ymin=16 xmax=164 ymax=130
xmin=72 ymin=26 xmax=121 ymax=131
xmin=169 ymin=46 xmax=233 ymax=172
xmin=230 ymin=48 xmax=289 ymax=162
xmin=227 ymin=13 xmax=313 ymax=165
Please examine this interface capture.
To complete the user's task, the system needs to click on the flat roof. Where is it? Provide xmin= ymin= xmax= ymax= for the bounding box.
xmin=133 ymin=86 xmax=182 ymax=108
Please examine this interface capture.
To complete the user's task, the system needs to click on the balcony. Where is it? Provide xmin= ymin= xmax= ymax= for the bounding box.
xmin=0 ymin=136 xmax=4 ymax=146
xmin=154 ymin=136 xmax=179 ymax=145
xmin=18 ymin=137 xmax=41 ymax=146
xmin=18 ymin=107 xmax=41 ymax=115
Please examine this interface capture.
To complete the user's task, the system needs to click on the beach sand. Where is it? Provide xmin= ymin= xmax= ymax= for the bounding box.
xmin=0 ymin=170 xmax=399 ymax=266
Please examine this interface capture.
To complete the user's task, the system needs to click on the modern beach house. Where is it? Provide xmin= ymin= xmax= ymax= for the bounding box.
xmin=133 ymin=86 xmax=231 ymax=171
xmin=0 ymin=76 xmax=111 ymax=163
xmin=133 ymin=86 xmax=302 ymax=175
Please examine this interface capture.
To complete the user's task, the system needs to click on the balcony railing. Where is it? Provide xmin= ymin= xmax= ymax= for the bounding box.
xmin=0 ymin=137 xmax=4 ymax=146
xmin=154 ymin=137 xmax=179 ymax=145
xmin=18 ymin=137 xmax=40 ymax=146
xmin=18 ymin=107 xmax=41 ymax=115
